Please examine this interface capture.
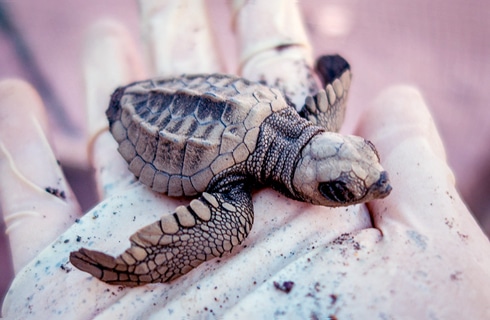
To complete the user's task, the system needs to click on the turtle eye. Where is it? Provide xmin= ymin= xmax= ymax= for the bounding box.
xmin=318 ymin=181 xmax=355 ymax=203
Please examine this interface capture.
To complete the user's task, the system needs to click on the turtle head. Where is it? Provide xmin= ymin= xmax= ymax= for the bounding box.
xmin=292 ymin=133 xmax=391 ymax=207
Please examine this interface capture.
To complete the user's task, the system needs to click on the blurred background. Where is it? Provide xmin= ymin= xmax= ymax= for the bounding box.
xmin=0 ymin=0 xmax=489 ymax=307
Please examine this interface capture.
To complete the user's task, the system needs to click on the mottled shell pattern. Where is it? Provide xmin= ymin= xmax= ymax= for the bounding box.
xmin=106 ymin=74 xmax=288 ymax=197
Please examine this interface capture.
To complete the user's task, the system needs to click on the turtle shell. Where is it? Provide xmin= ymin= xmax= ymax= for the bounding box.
xmin=107 ymin=74 xmax=288 ymax=197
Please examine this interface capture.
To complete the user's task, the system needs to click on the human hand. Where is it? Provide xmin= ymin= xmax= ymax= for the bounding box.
xmin=225 ymin=86 xmax=490 ymax=318
xmin=2 ymin=1 xmax=489 ymax=319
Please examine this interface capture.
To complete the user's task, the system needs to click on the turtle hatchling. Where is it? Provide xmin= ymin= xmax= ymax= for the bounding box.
xmin=70 ymin=55 xmax=392 ymax=286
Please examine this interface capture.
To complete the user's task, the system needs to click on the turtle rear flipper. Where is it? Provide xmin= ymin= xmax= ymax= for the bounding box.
xmin=69 ymin=185 xmax=254 ymax=286
xmin=299 ymin=54 xmax=352 ymax=132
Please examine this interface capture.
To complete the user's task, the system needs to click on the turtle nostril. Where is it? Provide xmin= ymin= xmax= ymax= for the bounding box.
xmin=378 ymin=171 xmax=388 ymax=185
xmin=376 ymin=171 xmax=392 ymax=196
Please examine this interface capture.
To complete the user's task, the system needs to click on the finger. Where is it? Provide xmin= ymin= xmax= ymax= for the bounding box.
xmin=139 ymin=0 xmax=223 ymax=76
xmin=83 ymin=20 xmax=146 ymax=199
xmin=0 ymin=79 xmax=81 ymax=273
xmin=233 ymin=1 xmax=372 ymax=218
xmin=233 ymin=0 xmax=316 ymax=109
xmin=358 ymin=86 xmax=486 ymax=238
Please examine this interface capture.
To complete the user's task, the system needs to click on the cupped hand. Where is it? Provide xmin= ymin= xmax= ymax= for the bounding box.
xmin=1 ymin=0 xmax=489 ymax=319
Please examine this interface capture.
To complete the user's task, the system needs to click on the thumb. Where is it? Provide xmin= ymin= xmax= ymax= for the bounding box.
xmin=357 ymin=85 xmax=485 ymax=240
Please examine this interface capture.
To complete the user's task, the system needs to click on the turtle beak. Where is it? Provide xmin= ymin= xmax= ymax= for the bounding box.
xmin=370 ymin=171 xmax=392 ymax=199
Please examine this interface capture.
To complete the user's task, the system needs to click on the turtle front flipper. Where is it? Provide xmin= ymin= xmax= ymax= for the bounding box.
xmin=300 ymin=54 xmax=352 ymax=132
xmin=70 ymin=185 xmax=254 ymax=286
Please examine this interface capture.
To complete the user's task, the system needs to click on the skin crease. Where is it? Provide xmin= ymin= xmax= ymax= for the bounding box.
xmin=1 ymin=0 xmax=489 ymax=319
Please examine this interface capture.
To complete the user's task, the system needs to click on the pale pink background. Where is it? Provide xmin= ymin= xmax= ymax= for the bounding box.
xmin=1 ymin=0 xmax=489 ymax=307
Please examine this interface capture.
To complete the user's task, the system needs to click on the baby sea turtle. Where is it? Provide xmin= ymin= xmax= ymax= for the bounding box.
xmin=70 ymin=55 xmax=391 ymax=286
